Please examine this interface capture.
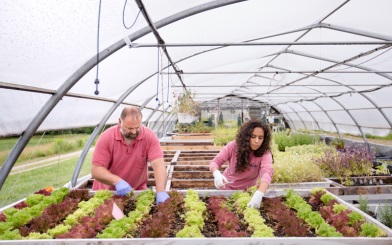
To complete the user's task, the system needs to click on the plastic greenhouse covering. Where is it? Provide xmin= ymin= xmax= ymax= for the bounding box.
xmin=0 ymin=0 xmax=392 ymax=188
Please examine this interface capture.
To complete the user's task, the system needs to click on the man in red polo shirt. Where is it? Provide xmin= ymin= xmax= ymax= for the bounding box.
xmin=91 ymin=106 xmax=169 ymax=204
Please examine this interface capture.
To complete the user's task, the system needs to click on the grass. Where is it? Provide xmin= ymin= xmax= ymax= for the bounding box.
xmin=0 ymin=134 xmax=91 ymax=166
xmin=0 ymin=152 xmax=92 ymax=208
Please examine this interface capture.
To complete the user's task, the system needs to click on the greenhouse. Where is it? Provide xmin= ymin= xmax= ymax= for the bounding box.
xmin=1 ymin=0 xmax=392 ymax=243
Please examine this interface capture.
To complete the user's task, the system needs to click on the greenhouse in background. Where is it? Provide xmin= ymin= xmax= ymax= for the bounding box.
xmin=1 ymin=0 xmax=392 ymax=243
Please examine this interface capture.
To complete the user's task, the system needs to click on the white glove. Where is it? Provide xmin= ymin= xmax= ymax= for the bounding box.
xmin=247 ymin=190 xmax=265 ymax=209
xmin=213 ymin=170 xmax=228 ymax=189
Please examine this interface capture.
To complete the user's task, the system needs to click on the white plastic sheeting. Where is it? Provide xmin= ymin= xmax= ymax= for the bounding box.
xmin=0 ymin=0 xmax=391 ymax=139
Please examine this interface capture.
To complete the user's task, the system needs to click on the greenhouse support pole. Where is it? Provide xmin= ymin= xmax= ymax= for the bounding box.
xmin=161 ymin=113 xmax=175 ymax=136
xmin=143 ymin=103 xmax=165 ymax=127
xmin=155 ymin=112 xmax=172 ymax=136
xmin=151 ymin=110 xmax=166 ymax=132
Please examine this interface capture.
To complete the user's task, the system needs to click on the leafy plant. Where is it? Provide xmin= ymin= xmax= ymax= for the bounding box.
xmin=212 ymin=126 xmax=238 ymax=146
xmin=273 ymin=132 xmax=316 ymax=152
xmin=173 ymin=90 xmax=200 ymax=116
xmin=331 ymin=138 xmax=345 ymax=150
xmin=272 ymin=143 xmax=326 ymax=183
xmin=378 ymin=203 xmax=392 ymax=228
xmin=314 ymin=146 xmax=375 ymax=185
xmin=358 ymin=195 xmax=370 ymax=214
xmin=375 ymin=162 xmax=390 ymax=175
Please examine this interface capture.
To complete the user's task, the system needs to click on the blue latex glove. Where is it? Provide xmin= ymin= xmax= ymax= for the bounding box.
xmin=115 ymin=179 xmax=132 ymax=196
xmin=156 ymin=191 xmax=170 ymax=205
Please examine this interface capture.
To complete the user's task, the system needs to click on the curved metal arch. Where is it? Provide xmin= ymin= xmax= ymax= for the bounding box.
xmin=287 ymin=103 xmax=322 ymax=132
xmin=150 ymin=110 xmax=167 ymax=132
xmin=159 ymin=113 xmax=176 ymax=137
xmin=285 ymin=105 xmax=307 ymax=129
xmin=309 ymin=101 xmax=342 ymax=139
xmin=283 ymin=49 xmax=392 ymax=128
xmin=267 ymin=51 xmax=392 ymax=148
xmin=143 ymin=102 xmax=166 ymax=127
xmin=0 ymin=0 xmax=246 ymax=190
xmin=264 ymin=45 xmax=392 ymax=148
xmin=329 ymin=98 xmax=370 ymax=150
xmin=281 ymin=110 xmax=297 ymax=131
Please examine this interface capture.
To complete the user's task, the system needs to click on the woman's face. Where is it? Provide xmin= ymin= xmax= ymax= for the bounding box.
xmin=249 ymin=127 xmax=264 ymax=151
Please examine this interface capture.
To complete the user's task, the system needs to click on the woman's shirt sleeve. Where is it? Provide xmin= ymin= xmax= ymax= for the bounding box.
xmin=209 ymin=141 xmax=235 ymax=171
xmin=258 ymin=150 xmax=274 ymax=185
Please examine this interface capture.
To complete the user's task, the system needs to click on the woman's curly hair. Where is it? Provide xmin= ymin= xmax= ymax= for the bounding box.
xmin=235 ymin=119 xmax=272 ymax=172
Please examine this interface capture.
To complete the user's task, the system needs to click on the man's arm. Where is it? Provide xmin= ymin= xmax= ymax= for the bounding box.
xmin=150 ymin=158 xmax=167 ymax=192
xmin=91 ymin=164 xmax=122 ymax=186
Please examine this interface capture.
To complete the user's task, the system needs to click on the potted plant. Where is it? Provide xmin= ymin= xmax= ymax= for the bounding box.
xmin=174 ymin=90 xmax=200 ymax=124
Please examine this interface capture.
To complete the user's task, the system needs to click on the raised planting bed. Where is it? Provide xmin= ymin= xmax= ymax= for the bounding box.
xmin=325 ymin=185 xmax=392 ymax=204
xmin=327 ymin=176 xmax=392 ymax=187
xmin=172 ymin=135 xmax=214 ymax=140
xmin=1 ymin=188 xmax=391 ymax=244
xmin=270 ymin=178 xmax=337 ymax=189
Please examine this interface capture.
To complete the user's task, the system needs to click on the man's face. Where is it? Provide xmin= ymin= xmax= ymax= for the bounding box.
xmin=120 ymin=116 xmax=142 ymax=140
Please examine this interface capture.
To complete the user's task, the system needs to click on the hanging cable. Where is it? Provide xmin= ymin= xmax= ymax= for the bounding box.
xmin=94 ymin=0 xmax=102 ymax=95
xmin=167 ymin=58 xmax=171 ymax=107
xmin=156 ymin=45 xmax=160 ymax=105
xmin=122 ymin=0 xmax=141 ymax=29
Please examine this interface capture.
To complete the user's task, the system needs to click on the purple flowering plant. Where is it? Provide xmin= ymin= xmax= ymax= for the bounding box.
xmin=314 ymin=145 xmax=375 ymax=185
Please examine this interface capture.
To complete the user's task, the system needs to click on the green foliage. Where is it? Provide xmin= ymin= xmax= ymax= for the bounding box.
xmin=314 ymin=146 xmax=374 ymax=185
xmin=0 ymin=153 xmax=92 ymax=208
xmin=365 ymin=133 xmax=392 ymax=140
xmin=218 ymin=111 xmax=224 ymax=125
xmin=173 ymin=90 xmax=200 ymax=115
xmin=272 ymin=143 xmax=325 ymax=183
xmin=375 ymin=162 xmax=390 ymax=175
xmin=176 ymin=121 xmax=213 ymax=134
xmin=359 ymin=223 xmax=386 ymax=237
xmin=273 ymin=132 xmax=316 ymax=152
xmin=212 ymin=126 xmax=238 ymax=146
xmin=176 ymin=225 xmax=204 ymax=238
xmin=348 ymin=211 xmax=365 ymax=226
xmin=0 ymin=134 xmax=92 ymax=165
xmin=333 ymin=204 xmax=348 ymax=214
xmin=358 ymin=195 xmax=370 ymax=214
xmin=378 ymin=203 xmax=392 ymax=228
xmin=320 ymin=193 xmax=335 ymax=205
xmin=309 ymin=188 xmax=326 ymax=196
xmin=176 ymin=189 xmax=206 ymax=238
xmin=331 ymin=138 xmax=345 ymax=150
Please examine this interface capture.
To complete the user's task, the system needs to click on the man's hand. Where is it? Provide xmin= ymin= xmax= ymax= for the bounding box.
xmin=213 ymin=170 xmax=228 ymax=189
xmin=247 ymin=190 xmax=264 ymax=209
xmin=156 ymin=191 xmax=170 ymax=205
xmin=114 ymin=179 xmax=132 ymax=196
